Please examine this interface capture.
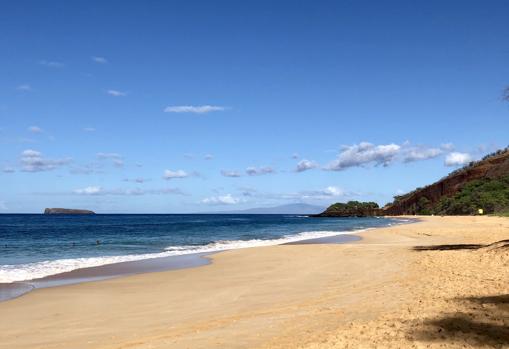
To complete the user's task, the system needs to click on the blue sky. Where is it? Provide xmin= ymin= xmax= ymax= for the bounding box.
xmin=1 ymin=0 xmax=508 ymax=213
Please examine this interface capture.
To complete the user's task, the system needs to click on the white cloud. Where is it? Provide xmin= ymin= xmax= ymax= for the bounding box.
xmin=20 ymin=149 xmax=71 ymax=172
xmin=221 ymin=170 xmax=242 ymax=177
xmin=106 ymin=90 xmax=127 ymax=97
xmin=323 ymin=186 xmax=344 ymax=196
xmin=444 ymin=152 xmax=473 ymax=167
xmin=246 ymin=166 xmax=275 ymax=176
xmin=201 ymin=194 xmax=241 ymax=205
xmin=22 ymin=149 xmax=41 ymax=157
xmin=163 ymin=169 xmax=189 ymax=179
xmin=74 ymin=186 xmax=102 ymax=195
xmin=74 ymin=186 xmax=184 ymax=196
xmin=28 ymin=126 xmax=44 ymax=134
xmin=164 ymin=105 xmax=226 ymax=114
xmin=402 ymin=147 xmax=442 ymax=163
xmin=16 ymin=84 xmax=32 ymax=91
xmin=325 ymin=141 xmax=458 ymax=171
xmin=296 ymin=186 xmax=347 ymax=200
xmin=204 ymin=154 xmax=214 ymax=160
xmin=83 ymin=127 xmax=96 ymax=132
xmin=92 ymin=56 xmax=108 ymax=64
xmin=296 ymin=159 xmax=318 ymax=172
xmin=39 ymin=60 xmax=64 ymax=68
xmin=326 ymin=142 xmax=400 ymax=171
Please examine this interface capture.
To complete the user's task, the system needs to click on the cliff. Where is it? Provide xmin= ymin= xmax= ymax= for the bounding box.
xmin=317 ymin=148 xmax=509 ymax=217
xmin=383 ymin=148 xmax=509 ymax=215
xmin=44 ymin=208 xmax=95 ymax=215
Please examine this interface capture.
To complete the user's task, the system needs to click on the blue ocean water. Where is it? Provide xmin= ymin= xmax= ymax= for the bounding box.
xmin=0 ymin=214 xmax=407 ymax=283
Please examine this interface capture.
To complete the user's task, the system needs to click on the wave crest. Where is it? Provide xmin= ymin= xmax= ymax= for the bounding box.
xmin=0 ymin=229 xmax=361 ymax=283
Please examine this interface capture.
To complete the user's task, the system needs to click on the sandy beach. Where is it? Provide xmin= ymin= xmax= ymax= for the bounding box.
xmin=0 ymin=216 xmax=508 ymax=349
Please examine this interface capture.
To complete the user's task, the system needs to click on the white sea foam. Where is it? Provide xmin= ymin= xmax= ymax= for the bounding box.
xmin=0 ymin=229 xmax=363 ymax=283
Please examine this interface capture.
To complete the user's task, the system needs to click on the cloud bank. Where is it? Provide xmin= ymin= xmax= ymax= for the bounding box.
xmin=74 ymin=186 xmax=184 ymax=196
xmin=20 ymin=149 xmax=71 ymax=172
xmin=325 ymin=141 xmax=461 ymax=171
xmin=326 ymin=142 xmax=401 ymax=171
xmin=402 ymin=147 xmax=442 ymax=163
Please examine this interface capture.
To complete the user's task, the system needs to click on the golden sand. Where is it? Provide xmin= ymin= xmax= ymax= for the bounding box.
xmin=0 ymin=216 xmax=508 ymax=349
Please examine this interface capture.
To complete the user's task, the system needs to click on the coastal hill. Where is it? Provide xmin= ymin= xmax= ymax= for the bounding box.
xmin=44 ymin=208 xmax=95 ymax=215
xmin=317 ymin=147 xmax=509 ymax=217
xmin=383 ymin=147 xmax=509 ymax=215
xmin=313 ymin=201 xmax=382 ymax=217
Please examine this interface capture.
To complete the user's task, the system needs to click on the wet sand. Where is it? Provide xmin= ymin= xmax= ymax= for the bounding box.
xmin=0 ymin=233 xmax=360 ymax=302
xmin=0 ymin=252 xmax=212 ymax=302
xmin=0 ymin=216 xmax=507 ymax=349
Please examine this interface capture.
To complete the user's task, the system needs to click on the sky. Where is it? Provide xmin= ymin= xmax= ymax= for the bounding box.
xmin=0 ymin=0 xmax=508 ymax=213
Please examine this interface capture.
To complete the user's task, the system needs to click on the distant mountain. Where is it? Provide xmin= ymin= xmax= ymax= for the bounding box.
xmin=211 ymin=203 xmax=326 ymax=215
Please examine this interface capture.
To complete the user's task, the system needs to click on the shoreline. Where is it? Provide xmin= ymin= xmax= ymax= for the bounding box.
xmin=0 ymin=222 xmax=381 ymax=302
xmin=1 ymin=216 xmax=505 ymax=348
xmin=0 ymin=252 xmax=213 ymax=302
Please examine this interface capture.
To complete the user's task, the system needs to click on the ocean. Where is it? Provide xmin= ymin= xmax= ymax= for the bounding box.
xmin=0 ymin=214 xmax=407 ymax=284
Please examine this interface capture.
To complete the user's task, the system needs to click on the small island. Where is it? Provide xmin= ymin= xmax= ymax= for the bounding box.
xmin=44 ymin=208 xmax=95 ymax=215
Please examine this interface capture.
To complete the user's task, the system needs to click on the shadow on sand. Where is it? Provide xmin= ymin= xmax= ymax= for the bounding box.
xmin=410 ymin=240 xmax=509 ymax=346
xmin=413 ymin=239 xmax=509 ymax=251
xmin=412 ymin=244 xmax=484 ymax=251
xmin=413 ymin=294 xmax=509 ymax=346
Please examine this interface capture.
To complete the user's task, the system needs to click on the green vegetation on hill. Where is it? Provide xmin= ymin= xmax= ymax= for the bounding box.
xmin=317 ymin=201 xmax=381 ymax=217
xmin=415 ymin=175 xmax=509 ymax=216
xmin=319 ymin=147 xmax=509 ymax=218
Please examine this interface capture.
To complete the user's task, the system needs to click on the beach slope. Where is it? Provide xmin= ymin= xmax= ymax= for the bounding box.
xmin=0 ymin=216 xmax=508 ymax=348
